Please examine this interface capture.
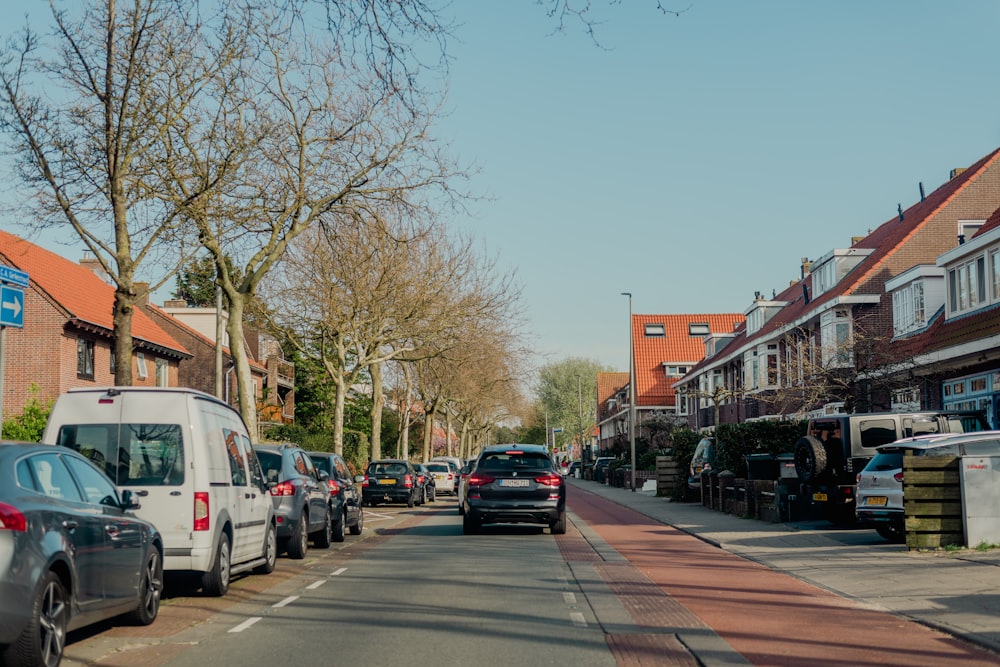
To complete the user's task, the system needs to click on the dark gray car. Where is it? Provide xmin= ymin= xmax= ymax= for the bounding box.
xmin=0 ymin=442 xmax=163 ymax=667
xmin=254 ymin=443 xmax=332 ymax=559
xmin=461 ymin=444 xmax=566 ymax=535
xmin=307 ymin=451 xmax=364 ymax=541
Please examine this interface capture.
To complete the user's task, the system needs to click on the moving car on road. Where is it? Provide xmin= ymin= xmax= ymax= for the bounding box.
xmin=0 ymin=442 xmax=163 ymax=667
xmin=461 ymin=444 xmax=566 ymax=535
xmin=363 ymin=459 xmax=420 ymax=507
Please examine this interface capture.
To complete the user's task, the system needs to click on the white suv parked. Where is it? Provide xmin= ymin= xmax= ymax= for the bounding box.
xmin=855 ymin=431 xmax=1000 ymax=542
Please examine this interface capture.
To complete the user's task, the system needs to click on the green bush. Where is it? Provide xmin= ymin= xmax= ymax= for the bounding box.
xmin=2 ymin=385 xmax=52 ymax=442
xmin=713 ymin=420 xmax=807 ymax=477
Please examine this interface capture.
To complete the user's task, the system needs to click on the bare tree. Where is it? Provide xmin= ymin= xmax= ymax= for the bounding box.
xmin=0 ymin=0 xmax=226 ymax=383
xmin=160 ymin=2 xmax=459 ymax=436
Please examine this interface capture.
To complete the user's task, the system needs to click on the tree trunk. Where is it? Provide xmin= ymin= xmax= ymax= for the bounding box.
xmin=399 ymin=364 xmax=413 ymax=459
xmin=224 ymin=296 xmax=256 ymax=436
xmin=112 ymin=286 xmax=135 ymax=385
xmin=370 ymin=361 xmax=384 ymax=460
xmin=422 ymin=404 xmax=436 ymax=462
xmin=445 ymin=409 xmax=454 ymax=456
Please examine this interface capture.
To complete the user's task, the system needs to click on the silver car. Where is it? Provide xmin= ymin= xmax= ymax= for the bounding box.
xmin=856 ymin=431 xmax=1000 ymax=542
xmin=0 ymin=442 xmax=163 ymax=667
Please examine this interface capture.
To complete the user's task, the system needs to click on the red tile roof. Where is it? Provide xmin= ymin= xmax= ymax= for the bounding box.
xmin=633 ymin=313 xmax=744 ymax=407
xmin=0 ymin=231 xmax=187 ymax=354
xmin=596 ymin=371 xmax=629 ymax=421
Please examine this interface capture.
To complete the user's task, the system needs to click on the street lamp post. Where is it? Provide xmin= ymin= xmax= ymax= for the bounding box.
xmin=621 ymin=292 xmax=636 ymax=493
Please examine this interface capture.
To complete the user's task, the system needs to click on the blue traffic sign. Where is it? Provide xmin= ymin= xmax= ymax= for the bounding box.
xmin=0 ymin=265 xmax=28 ymax=288
xmin=0 ymin=284 xmax=24 ymax=328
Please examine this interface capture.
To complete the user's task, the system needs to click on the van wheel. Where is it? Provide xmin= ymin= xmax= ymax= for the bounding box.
xmin=313 ymin=509 xmax=333 ymax=549
xmin=254 ymin=524 xmax=277 ymax=574
xmin=287 ymin=514 xmax=308 ymax=559
xmin=127 ymin=548 xmax=162 ymax=625
xmin=349 ymin=507 xmax=364 ymax=536
xmin=202 ymin=533 xmax=231 ymax=597
xmin=794 ymin=436 xmax=828 ymax=482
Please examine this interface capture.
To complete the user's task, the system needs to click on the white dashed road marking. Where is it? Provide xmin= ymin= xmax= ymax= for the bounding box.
xmin=229 ymin=617 xmax=262 ymax=633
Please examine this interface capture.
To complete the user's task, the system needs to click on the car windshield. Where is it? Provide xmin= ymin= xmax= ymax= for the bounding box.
xmin=478 ymin=452 xmax=551 ymax=471
xmin=369 ymin=462 xmax=406 ymax=476
xmin=426 ymin=463 xmax=449 ymax=472
xmin=864 ymin=451 xmax=904 ymax=471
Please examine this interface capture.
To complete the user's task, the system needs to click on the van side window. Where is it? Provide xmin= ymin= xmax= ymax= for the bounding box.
xmin=243 ymin=434 xmax=266 ymax=490
xmin=56 ymin=423 xmax=183 ymax=486
xmin=858 ymin=419 xmax=897 ymax=449
xmin=223 ymin=428 xmax=247 ymax=486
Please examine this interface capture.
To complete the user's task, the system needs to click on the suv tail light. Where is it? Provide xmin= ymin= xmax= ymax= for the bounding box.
xmin=326 ymin=479 xmax=341 ymax=495
xmin=194 ymin=492 xmax=210 ymax=531
xmin=362 ymin=475 xmax=370 ymax=488
xmin=270 ymin=480 xmax=297 ymax=496
xmin=468 ymin=472 xmax=495 ymax=487
xmin=534 ymin=473 xmax=563 ymax=487
xmin=894 ymin=472 xmax=904 ymax=483
xmin=403 ymin=474 xmax=414 ymax=488
xmin=0 ymin=502 xmax=27 ymax=532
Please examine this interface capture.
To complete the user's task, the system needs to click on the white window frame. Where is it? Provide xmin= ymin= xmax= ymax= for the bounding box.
xmin=136 ymin=352 xmax=148 ymax=379
xmin=155 ymin=358 xmax=168 ymax=387
xmin=820 ymin=309 xmax=853 ymax=368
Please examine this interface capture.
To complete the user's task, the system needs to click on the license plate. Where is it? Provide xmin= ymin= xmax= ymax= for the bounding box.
xmin=500 ymin=479 xmax=530 ymax=488
xmin=378 ymin=479 xmax=396 ymax=485
xmin=812 ymin=492 xmax=828 ymax=502
xmin=864 ymin=496 xmax=888 ymax=506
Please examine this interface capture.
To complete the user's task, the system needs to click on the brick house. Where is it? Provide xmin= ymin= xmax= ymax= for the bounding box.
xmin=0 ymin=231 xmax=190 ymax=419
xmin=676 ymin=147 xmax=1000 ymax=428
xmin=597 ymin=314 xmax=743 ymax=455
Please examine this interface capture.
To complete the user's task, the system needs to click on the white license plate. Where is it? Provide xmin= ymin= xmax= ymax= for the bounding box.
xmin=500 ymin=479 xmax=530 ymax=488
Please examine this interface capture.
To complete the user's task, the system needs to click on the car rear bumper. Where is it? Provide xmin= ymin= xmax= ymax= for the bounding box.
xmin=467 ymin=499 xmax=563 ymax=526
xmin=363 ymin=489 xmax=413 ymax=503
xmin=856 ymin=508 xmax=903 ymax=525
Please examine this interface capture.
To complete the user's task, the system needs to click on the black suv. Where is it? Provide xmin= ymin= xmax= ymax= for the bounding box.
xmin=793 ymin=410 xmax=988 ymax=524
xmin=308 ymin=451 xmax=364 ymax=541
xmin=254 ymin=443 xmax=332 ymax=558
xmin=461 ymin=444 xmax=566 ymax=535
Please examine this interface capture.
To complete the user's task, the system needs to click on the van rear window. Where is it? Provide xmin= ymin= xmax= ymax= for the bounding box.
xmin=56 ymin=423 xmax=184 ymax=486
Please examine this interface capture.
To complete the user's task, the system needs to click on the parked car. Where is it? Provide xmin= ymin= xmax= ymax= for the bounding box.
xmin=457 ymin=459 xmax=476 ymax=515
xmin=307 ymin=451 xmax=364 ymax=540
xmin=856 ymin=431 xmax=1000 ymax=542
xmin=461 ymin=444 xmax=566 ymax=535
xmin=591 ymin=456 xmax=615 ymax=483
xmin=254 ymin=443 xmax=332 ymax=558
xmin=430 ymin=456 xmax=464 ymax=476
xmin=793 ymin=410 xmax=989 ymax=525
xmin=0 ymin=442 xmax=163 ymax=667
xmin=568 ymin=461 xmax=581 ymax=478
xmin=363 ymin=459 xmax=420 ymax=507
xmin=425 ymin=461 xmax=457 ymax=495
xmin=44 ymin=387 xmax=277 ymax=597
xmin=416 ymin=464 xmax=437 ymax=504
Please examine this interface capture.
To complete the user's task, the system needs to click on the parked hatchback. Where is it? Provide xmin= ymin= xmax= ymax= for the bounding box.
xmin=425 ymin=461 xmax=457 ymax=495
xmin=363 ymin=459 xmax=419 ymax=507
xmin=0 ymin=442 xmax=163 ymax=667
xmin=254 ymin=443 xmax=332 ymax=558
xmin=462 ymin=444 xmax=566 ymax=535
xmin=307 ymin=451 xmax=364 ymax=541
xmin=856 ymin=431 xmax=1000 ymax=542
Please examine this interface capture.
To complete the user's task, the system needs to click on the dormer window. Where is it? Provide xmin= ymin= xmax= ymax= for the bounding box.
xmin=665 ymin=365 xmax=689 ymax=377
xmin=811 ymin=248 xmax=874 ymax=299
xmin=688 ymin=323 xmax=710 ymax=336
xmin=644 ymin=323 xmax=665 ymax=337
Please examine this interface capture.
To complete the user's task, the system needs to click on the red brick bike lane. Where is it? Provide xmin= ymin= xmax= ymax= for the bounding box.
xmin=566 ymin=485 xmax=1000 ymax=667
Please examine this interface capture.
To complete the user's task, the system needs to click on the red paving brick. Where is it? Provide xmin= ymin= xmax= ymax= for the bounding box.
xmin=606 ymin=633 xmax=700 ymax=667
xmin=568 ymin=485 xmax=1000 ymax=667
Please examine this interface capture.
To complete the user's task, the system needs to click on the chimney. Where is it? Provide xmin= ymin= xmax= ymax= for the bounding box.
xmin=800 ymin=257 xmax=812 ymax=278
xmin=919 ymin=182 xmax=925 ymax=201
xmin=950 ymin=167 xmax=967 ymax=180
xmin=163 ymin=299 xmax=188 ymax=308
xmin=897 ymin=204 xmax=904 ymax=222
xmin=134 ymin=282 xmax=149 ymax=307
xmin=851 ymin=236 xmax=865 ymax=245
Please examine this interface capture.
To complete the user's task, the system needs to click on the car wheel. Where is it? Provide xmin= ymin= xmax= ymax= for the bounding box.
xmin=127 ymin=548 xmax=163 ymax=626
xmin=349 ymin=506 xmax=364 ymax=536
xmin=458 ymin=502 xmax=465 ymax=516
xmin=313 ymin=508 xmax=333 ymax=549
xmin=254 ymin=523 xmax=278 ymax=574
xmin=429 ymin=487 xmax=436 ymax=502
xmin=201 ymin=533 xmax=231 ymax=597
xmin=332 ymin=509 xmax=346 ymax=543
xmin=462 ymin=511 xmax=479 ymax=535
xmin=794 ymin=436 xmax=828 ymax=483
xmin=407 ymin=493 xmax=415 ymax=508
xmin=287 ymin=514 xmax=309 ymax=559
xmin=2 ymin=570 xmax=69 ymax=667
xmin=416 ymin=488 xmax=424 ymax=506
xmin=876 ymin=522 xmax=906 ymax=543
xmin=550 ymin=511 xmax=567 ymax=535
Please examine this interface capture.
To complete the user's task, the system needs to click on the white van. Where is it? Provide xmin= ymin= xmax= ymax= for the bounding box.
xmin=43 ymin=387 xmax=277 ymax=596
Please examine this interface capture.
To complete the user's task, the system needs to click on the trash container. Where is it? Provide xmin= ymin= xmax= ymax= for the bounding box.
xmin=745 ymin=453 xmax=778 ymax=481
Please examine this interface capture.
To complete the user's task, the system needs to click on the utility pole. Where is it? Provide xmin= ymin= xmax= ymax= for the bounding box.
xmin=578 ymin=375 xmax=584 ymax=462
xmin=621 ymin=292 xmax=636 ymax=493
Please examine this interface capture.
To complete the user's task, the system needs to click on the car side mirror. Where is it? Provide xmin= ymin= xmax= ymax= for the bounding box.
xmin=120 ymin=489 xmax=141 ymax=510
xmin=318 ymin=470 xmax=330 ymax=481
xmin=354 ymin=474 xmax=365 ymax=483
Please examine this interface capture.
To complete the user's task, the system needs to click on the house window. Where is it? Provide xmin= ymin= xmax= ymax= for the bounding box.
xmin=820 ymin=309 xmax=852 ymax=367
xmin=892 ymin=281 xmax=926 ymax=336
xmin=77 ymin=339 xmax=94 ymax=379
xmin=949 ymin=256 xmax=987 ymax=315
xmin=666 ymin=365 xmax=689 ymax=377
xmin=136 ymin=352 xmax=148 ymax=379
xmin=644 ymin=323 xmax=665 ymax=337
xmin=688 ymin=323 xmax=710 ymax=336
xmin=155 ymin=358 xmax=168 ymax=387
xmin=991 ymin=249 xmax=1000 ymax=300
xmin=959 ymin=220 xmax=984 ymax=243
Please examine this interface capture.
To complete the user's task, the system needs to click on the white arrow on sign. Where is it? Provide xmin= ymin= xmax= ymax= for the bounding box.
xmin=2 ymin=292 xmax=20 ymax=317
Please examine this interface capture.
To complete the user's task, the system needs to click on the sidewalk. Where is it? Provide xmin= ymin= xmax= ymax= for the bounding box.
xmin=566 ymin=477 xmax=1000 ymax=655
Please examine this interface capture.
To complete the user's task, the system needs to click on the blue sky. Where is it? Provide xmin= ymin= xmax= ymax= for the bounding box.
xmin=4 ymin=1 xmax=1000 ymax=379
xmin=439 ymin=1 xmax=1000 ymax=372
